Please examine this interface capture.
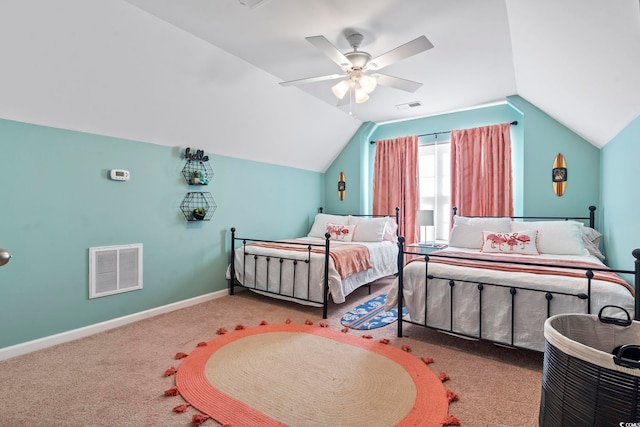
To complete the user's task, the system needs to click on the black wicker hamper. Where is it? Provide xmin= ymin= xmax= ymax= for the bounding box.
xmin=540 ymin=306 xmax=640 ymax=427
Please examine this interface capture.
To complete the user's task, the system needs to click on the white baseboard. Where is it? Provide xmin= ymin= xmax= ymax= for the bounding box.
xmin=0 ymin=289 xmax=228 ymax=361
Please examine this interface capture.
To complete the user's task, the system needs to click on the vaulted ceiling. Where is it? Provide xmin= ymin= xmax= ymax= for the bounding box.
xmin=1 ymin=1 xmax=639 ymax=172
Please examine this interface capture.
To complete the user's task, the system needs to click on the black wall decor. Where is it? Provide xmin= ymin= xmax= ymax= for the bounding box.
xmin=181 ymin=148 xmax=216 ymax=221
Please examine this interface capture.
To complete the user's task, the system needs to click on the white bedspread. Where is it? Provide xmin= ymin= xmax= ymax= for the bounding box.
xmin=232 ymin=238 xmax=398 ymax=305
xmin=385 ymin=247 xmax=635 ymax=351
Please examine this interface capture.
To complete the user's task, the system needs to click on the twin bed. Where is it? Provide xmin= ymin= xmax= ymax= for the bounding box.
xmin=385 ymin=206 xmax=639 ymax=352
xmin=229 ymin=206 xmax=639 ymax=353
xmin=228 ymin=209 xmax=400 ymax=318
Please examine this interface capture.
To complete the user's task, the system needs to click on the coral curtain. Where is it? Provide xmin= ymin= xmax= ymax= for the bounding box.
xmin=451 ymin=123 xmax=513 ymax=217
xmin=373 ymin=136 xmax=419 ymax=244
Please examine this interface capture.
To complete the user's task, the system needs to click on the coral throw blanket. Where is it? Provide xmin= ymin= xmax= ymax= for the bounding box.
xmin=248 ymin=240 xmax=372 ymax=279
xmin=414 ymin=250 xmax=634 ymax=296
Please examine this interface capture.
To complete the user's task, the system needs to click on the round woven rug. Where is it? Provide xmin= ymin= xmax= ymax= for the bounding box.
xmin=175 ymin=323 xmax=449 ymax=427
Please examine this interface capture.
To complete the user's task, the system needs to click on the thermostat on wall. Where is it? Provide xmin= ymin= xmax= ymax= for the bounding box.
xmin=109 ymin=169 xmax=130 ymax=181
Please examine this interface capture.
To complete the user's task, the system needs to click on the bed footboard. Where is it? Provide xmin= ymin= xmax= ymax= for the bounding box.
xmin=229 ymin=208 xmax=400 ymax=319
xmin=229 ymin=228 xmax=332 ymax=318
xmin=396 ymin=237 xmax=640 ymax=351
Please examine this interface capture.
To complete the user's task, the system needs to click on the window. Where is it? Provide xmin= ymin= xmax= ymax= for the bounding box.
xmin=418 ymin=140 xmax=451 ymax=242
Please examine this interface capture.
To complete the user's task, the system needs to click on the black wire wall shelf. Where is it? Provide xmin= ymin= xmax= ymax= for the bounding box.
xmin=182 ymin=160 xmax=213 ymax=185
xmin=180 ymin=192 xmax=217 ymax=222
xmin=181 ymin=148 xmax=216 ymax=222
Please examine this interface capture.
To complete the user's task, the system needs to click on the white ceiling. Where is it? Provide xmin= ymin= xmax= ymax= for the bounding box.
xmin=126 ymin=0 xmax=518 ymax=124
xmin=0 ymin=1 xmax=638 ymax=173
xmin=126 ymin=0 xmax=640 ymax=148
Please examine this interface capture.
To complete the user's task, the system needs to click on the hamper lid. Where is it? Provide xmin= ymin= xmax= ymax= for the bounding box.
xmin=544 ymin=313 xmax=640 ymax=377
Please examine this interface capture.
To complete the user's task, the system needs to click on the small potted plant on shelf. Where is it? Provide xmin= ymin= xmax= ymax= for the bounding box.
xmin=191 ymin=170 xmax=205 ymax=185
xmin=192 ymin=208 xmax=206 ymax=220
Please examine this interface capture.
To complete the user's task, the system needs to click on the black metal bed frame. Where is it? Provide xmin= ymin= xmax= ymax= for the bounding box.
xmin=395 ymin=206 xmax=640 ymax=351
xmin=229 ymin=207 xmax=400 ymax=319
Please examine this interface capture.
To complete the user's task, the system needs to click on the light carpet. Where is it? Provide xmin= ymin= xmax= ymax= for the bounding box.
xmin=165 ymin=322 xmax=459 ymax=427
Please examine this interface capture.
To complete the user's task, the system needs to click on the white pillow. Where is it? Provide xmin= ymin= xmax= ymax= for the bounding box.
xmin=307 ymin=213 xmax=349 ymax=238
xmin=348 ymin=216 xmax=387 ymax=242
xmin=480 ymin=230 xmax=540 ymax=255
xmin=582 ymin=226 xmax=601 ymax=244
xmin=449 ymin=216 xmax=511 ymax=249
xmin=582 ymin=226 xmax=605 ymax=261
xmin=326 ymin=222 xmax=355 ymax=242
xmin=383 ymin=218 xmax=398 ymax=242
xmin=510 ymin=220 xmax=588 ymax=256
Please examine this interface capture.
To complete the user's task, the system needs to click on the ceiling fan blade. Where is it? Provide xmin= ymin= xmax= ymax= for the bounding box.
xmin=367 ymin=36 xmax=434 ymax=70
xmin=372 ymin=73 xmax=423 ymax=93
xmin=279 ymin=73 xmax=345 ymax=87
xmin=305 ymin=35 xmax=352 ymax=69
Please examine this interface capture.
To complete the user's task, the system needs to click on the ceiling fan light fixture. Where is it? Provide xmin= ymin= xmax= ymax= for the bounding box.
xmin=282 ymin=32 xmax=432 ymax=108
xmin=358 ymin=74 xmax=377 ymax=93
xmin=331 ymin=80 xmax=350 ymax=99
xmin=354 ymin=86 xmax=369 ymax=104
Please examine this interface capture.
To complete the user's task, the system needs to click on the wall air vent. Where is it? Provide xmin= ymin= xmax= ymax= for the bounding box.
xmin=89 ymin=244 xmax=143 ymax=299
xmin=395 ymin=101 xmax=423 ymax=110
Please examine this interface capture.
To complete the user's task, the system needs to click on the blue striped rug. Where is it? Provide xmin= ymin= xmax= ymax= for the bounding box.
xmin=340 ymin=293 xmax=408 ymax=330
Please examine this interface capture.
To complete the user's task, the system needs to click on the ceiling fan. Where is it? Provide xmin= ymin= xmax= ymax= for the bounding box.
xmin=279 ymin=32 xmax=434 ymax=104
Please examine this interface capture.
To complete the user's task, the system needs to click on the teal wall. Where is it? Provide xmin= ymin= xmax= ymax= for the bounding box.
xmin=2 ymin=97 xmax=627 ymax=350
xmin=324 ymin=122 xmax=377 ymax=215
xmin=0 ymin=119 xmax=323 ymax=348
xmin=325 ymin=102 xmax=524 ymax=216
xmin=324 ymin=103 xmax=524 ymax=216
xmin=324 ymin=96 xmax=601 ymax=229
xmin=601 ymin=115 xmax=640 ymax=270
xmin=507 ymin=97 xmax=601 ymax=221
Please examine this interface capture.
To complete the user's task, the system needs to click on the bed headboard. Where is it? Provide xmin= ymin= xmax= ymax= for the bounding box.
xmin=318 ymin=207 xmax=400 ymax=222
xmin=317 ymin=207 xmax=401 ymax=237
xmin=452 ymin=205 xmax=596 ymax=229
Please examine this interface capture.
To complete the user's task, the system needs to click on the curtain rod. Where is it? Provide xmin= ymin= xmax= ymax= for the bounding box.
xmin=369 ymin=120 xmax=518 ymax=144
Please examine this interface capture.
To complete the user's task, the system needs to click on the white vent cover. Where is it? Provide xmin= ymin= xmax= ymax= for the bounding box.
xmin=395 ymin=101 xmax=422 ymax=110
xmin=89 ymin=244 xmax=143 ymax=299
